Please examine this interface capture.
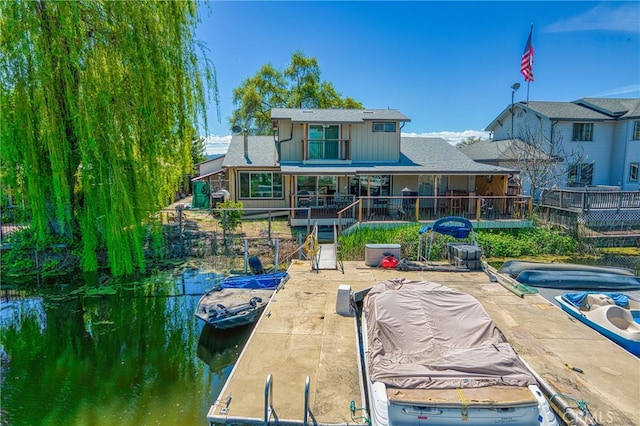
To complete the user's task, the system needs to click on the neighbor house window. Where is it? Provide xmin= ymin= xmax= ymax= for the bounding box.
xmin=239 ymin=172 xmax=282 ymax=198
xmin=572 ymin=123 xmax=593 ymax=141
xmin=308 ymin=124 xmax=340 ymax=160
xmin=372 ymin=122 xmax=396 ymax=132
xmin=568 ymin=163 xmax=594 ymax=187
xmin=633 ymin=121 xmax=640 ymax=140
xmin=630 ymin=163 xmax=639 ymax=182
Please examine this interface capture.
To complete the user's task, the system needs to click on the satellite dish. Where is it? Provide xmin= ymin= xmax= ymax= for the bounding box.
xmin=232 ymin=125 xmax=242 ymax=133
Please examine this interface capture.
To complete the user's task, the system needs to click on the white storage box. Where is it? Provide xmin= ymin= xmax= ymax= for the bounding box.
xmin=365 ymin=244 xmax=401 ymax=267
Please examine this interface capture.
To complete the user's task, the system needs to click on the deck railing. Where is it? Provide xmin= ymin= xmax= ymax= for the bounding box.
xmin=296 ymin=195 xmax=533 ymax=222
xmin=540 ymin=188 xmax=640 ymax=212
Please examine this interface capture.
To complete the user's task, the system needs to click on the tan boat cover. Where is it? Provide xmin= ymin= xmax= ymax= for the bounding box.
xmin=364 ymin=278 xmax=537 ymax=389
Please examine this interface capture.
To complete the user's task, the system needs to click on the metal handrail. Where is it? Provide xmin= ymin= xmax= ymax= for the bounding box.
xmin=303 ymin=376 xmax=310 ymax=426
xmin=264 ymin=374 xmax=274 ymax=425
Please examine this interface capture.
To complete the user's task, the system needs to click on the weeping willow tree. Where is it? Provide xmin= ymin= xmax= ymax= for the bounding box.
xmin=0 ymin=1 xmax=217 ymax=275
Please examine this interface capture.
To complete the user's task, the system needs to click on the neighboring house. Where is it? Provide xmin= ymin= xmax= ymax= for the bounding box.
xmin=191 ymin=154 xmax=227 ymax=207
xmin=484 ymin=97 xmax=640 ymax=192
xmin=221 ymin=108 xmax=515 ymax=219
xmin=460 ymin=138 xmax=560 ymax=198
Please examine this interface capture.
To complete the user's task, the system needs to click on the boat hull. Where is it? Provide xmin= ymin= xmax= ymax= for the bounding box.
xmin=498 ymin=260 xmax=634 ymax=277
xmin=516 ymin=270 xmax=640 ymax=290
xmin=555 ymin=294 xmax=640 ymax=356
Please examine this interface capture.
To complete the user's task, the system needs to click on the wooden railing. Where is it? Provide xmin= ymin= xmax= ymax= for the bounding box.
xmin=540 ymin=188 xmax=640 ymax=212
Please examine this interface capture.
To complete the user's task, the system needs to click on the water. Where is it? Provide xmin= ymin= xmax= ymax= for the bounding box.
xmin=0 ymin=268 xmax=252 ymax=426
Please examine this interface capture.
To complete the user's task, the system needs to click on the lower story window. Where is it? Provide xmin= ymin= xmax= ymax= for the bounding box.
xmin=239 ymin=172 xmax=282 ymax=198
xmin=568 ymin=163 xmax=594 ymax=187
xmin=630 ymin=162 xmax=639 ymax=183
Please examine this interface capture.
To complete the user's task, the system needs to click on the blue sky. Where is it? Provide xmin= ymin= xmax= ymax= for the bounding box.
xmin=196 ymin=1 xmax=640 ymax=153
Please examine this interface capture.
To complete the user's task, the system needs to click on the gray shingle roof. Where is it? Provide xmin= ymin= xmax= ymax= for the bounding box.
xmin=271 ymin=108 xmax=410 ymax=123
xmin=224 ymin=135 xmax=514 ymax=174
xmin=399 ymin=137 xmax=515 ymax=174
xmin=521 ymin=101 xmax=612 ymax=120
xmin=486 ymin=97 xmax=640 ymax=130
xmin=460 ymin=139 xmax=556 ymax=162
xmin=575 ymin=98 xmax=640 ymax=119
xmin=222 ymin=135 xmax=278 ymax=168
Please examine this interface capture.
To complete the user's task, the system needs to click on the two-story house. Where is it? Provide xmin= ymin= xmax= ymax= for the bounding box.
xmin=221 ymin=108 xmax=516 ymax=223
xmin=481 ymin=97 xmax=640 ymax=196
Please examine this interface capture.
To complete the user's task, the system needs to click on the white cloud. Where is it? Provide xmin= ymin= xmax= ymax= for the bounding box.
xmin=543 ymin=3 xmax=640 ymax=33
xmin=402 ymin=130 xmax=490 ymax=146
xmin=591 ymin=84 xmax=640 ymax=97
xmin=204 ymin=135 xmax=231 ymax=155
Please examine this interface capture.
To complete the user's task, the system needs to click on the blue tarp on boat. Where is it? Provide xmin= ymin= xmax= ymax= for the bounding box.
xmin=563 ymin=292 xmax=630 ymax=308
xmin=216 ymin=272 xmax=288 ymax=290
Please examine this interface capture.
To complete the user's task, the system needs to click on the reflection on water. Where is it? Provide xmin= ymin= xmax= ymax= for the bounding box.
xmin=0 ymin=268 xmax=250 ymax=426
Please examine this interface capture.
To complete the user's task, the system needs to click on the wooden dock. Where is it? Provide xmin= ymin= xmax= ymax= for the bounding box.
xmin=207 ymin=261 xmax=640 ymax=425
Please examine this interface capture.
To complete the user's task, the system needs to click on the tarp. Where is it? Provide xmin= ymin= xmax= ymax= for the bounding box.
xmin=563 ymin=292 xmax=629 ymax=308
xmin=364 ymin=278 xmax=537 ymax=389
xmin=216 ymin=272 xmax=288 ymax=290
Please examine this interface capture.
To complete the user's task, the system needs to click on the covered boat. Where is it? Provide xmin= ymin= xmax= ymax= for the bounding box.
xmin=554 ymin=292 xmax=640 ymax=356
xmin=498 ymin=260 xmax=634 ymax=278
xmin=360 ymin=278 xmax=557 ymax=426
xmin=516 ymin=270 xmax=640 ymax=290
xmin=195 ymin=272 xmax=288 ymax=329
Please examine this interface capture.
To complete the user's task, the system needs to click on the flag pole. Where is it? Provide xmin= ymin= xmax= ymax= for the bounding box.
xmin=526 ymin=23 xmax=533 ymax=103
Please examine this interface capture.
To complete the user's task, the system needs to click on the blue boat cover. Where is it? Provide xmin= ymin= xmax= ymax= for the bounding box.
xmin=563 ymin=292 xmax=630 ymax=308
xmin=217 ymin=272 xmax=288 ymax=290
xmin=516 ymin=270 xmax=640 ymax=290
xmin=419 ymin=216 xmax=473 ymax=239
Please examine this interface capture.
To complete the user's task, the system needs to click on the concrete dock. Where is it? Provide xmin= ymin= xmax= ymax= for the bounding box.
xmin=208 ymin=261 xmax=640 ymax=425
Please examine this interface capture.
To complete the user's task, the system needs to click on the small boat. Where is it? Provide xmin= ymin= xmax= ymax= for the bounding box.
xmin=515 ymin=270 xmax=640 ymax=290
xmin=195 ymin=272 xmax=288 ymax=329
xmin=554 ymin=292 xmax=640 ymax=356
xmin=359 ymin=278 xmax=557 ymax=426
xmin=498 ymin=260 xmax=635 ymax=278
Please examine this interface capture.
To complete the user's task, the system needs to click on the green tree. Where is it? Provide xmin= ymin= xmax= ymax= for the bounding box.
xmin=456 ymin=136 xmax=484 ymax=148
xmin=1 ymin=1 xmax=217 ymax=275
xmin=231 ymin=51 xmax=363 ymax=134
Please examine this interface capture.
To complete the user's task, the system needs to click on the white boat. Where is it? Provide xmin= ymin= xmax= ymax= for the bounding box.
xmin=359 ymin=278 xmax=558 ymax=426
xmin=554 ymin=292 xmax=640 ymax=356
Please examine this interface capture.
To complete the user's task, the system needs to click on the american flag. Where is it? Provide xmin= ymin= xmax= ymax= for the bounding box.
xmin=521 ymin=28 xmax=534 ymax=82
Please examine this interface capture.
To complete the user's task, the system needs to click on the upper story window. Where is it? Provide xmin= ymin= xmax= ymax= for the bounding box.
xmin=568 ymin=162 xmax=594 ymax=187
xmin=372 ymin=122 xmax=396 ymax=132
xmin=308 ymin=124 xmax=340 ymax=160
xmin=633 ymin=121 xmax=640 ymax=140
xmin=239 ymin=172 xmax=282 ymax=199
xmin=572 ymin=123 xmax=593 ymax=141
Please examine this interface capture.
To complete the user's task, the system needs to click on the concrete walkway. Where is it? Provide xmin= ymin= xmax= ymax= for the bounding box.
xmin=208 ymin=261 xmax=640 ymax=425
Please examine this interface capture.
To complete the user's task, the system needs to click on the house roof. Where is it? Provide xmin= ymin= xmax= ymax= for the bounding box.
xmin=460 ymin=139 xmax=558 ymax=163
xmin=271 ymin=108 xmax=410 ymax=123
xmin=574 ymin=97 xmax=640 ymax=119
xmin=399 ymin=137 xmax=515 ymax=174
xmin=280 ymin=137 xmax=515 ymax=175
xmin=222 ymin=135 xmax=279 ymax=168
xmin=485 ymin=97 xmax=640 ymax=131
xmin=222 ymin=134 xmax=514 ymax=175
